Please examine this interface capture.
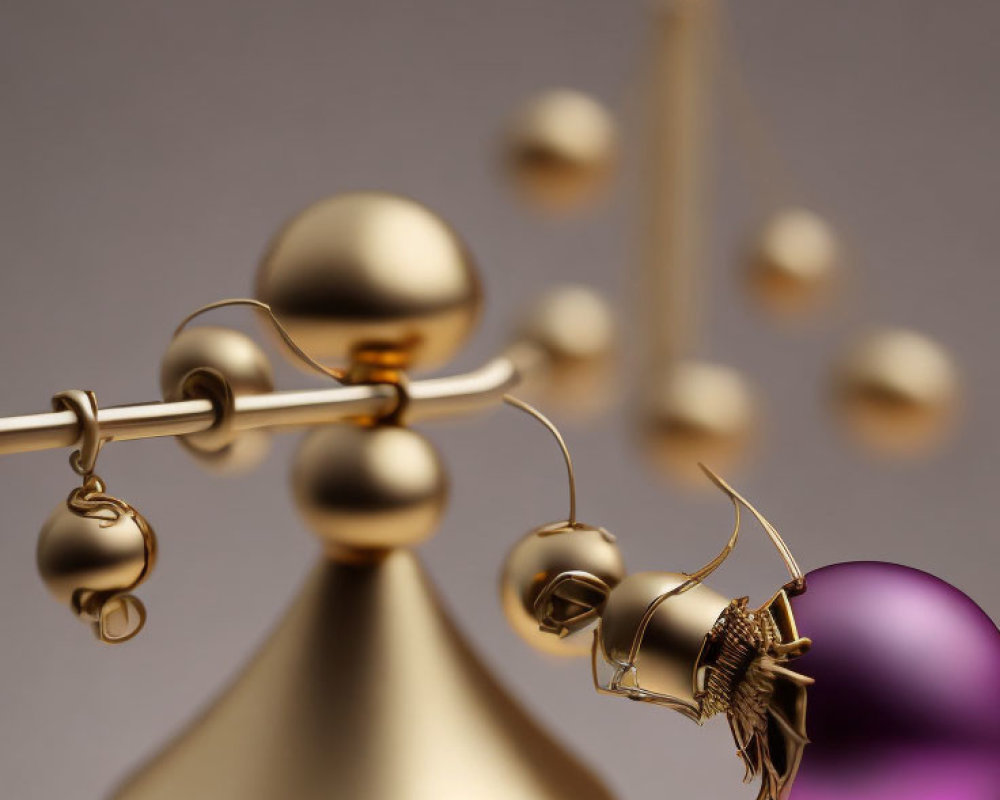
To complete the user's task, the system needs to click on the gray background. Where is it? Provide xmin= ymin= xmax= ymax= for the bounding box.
xmin=0 ymin=2 xmax=998 ymax=798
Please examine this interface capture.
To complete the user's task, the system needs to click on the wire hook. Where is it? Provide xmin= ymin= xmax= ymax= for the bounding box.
xmin=52 ymin=390 xmax=104 ymax=477
xmin=503 ymin=394 xmax=577 ymax=527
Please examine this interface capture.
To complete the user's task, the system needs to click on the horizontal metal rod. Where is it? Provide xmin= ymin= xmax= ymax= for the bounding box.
xmin=0 ymin=356 xmax=520 ymax=456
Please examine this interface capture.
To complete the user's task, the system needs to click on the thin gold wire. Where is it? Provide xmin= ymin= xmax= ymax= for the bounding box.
xmin=172 ymin=298 xmax=347 ymax=383
xmin=619 ymin=464 xmax=805 ymax=670
xmin=697 ymin=464 xmax=805 ymax=589
xmin=502 ymin=394 xmax=576 ymax=527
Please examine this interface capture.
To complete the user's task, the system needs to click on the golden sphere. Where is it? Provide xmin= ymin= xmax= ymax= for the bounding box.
xmin=160 ymin=325 xmax=274 ymax=473
xmin=640 ymin=361 xmax=756 ymax=483
xmin=292 ymin=423 xmax=448 ymax=552
xmin=598 ymin=572 xmax=728 ymax=710
xmin=834 ymin=328 xmax=960 ymax=456
xmin=37 ymin=497 xmax=154 ymax=607
xmin=748 ymin=208 xmax=838 ymax=315
xmin=256 ymin=193 xmax=482 ymax=372
xmin=509 ymin=285 xmax=616 ymax=418
xmin=504 ymin=89 xmax=617 ymax=213
xmin=500 ymin=522 xmax=625 ymax=657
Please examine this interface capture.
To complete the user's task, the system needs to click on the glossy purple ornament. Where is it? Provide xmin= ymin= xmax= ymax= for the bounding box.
xmin=789 ymin=561 xmax=1000 ymax=800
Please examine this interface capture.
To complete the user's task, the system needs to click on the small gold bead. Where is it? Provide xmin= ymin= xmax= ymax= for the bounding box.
xmin=291 ymin=423 xmax=448 ymax=553
xmin=37 ymin=500 xmax=152 ymax=607
xmin=834 ymin=328 xmax=959 ymax=456
xmin=504 ymin=89 xmax=617 ymax=213
xmin=500 ymin=522 xmax=624 ymax=657
xmin=160 ymin=325 xmax=274 ymax=473
xmin=256 ymin=192 xmax=482 ymax=372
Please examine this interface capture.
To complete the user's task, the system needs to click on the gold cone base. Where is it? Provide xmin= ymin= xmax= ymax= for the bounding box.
xmin=114 ymin=549 xmax=615 ymax=800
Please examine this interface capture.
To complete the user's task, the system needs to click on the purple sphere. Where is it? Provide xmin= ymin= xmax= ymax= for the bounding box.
xmin=788 ymin=562 xmax=1000 ymax=800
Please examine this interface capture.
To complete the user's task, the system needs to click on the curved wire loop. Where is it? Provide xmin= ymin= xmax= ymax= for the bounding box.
xmin=171 ymin=298 xmax=421 ymax=425
xmin=502 ymin=394 xmax=577 ymax=526
xmin=52 ymin=390 xmax=104 ymax=477
xmin=172 ymin=298 xmax=347 ymax=384
xmin=696 ymin=464 xmax=805 ymax=590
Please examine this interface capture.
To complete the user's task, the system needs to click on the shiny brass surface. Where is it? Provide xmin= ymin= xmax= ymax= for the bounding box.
xmin=37 ymin=490 xmax=152 ymax=607
xmin=501 ymin=522 xmax=624 ymax=656
xmin=597 ymin=571 xmax=729 ymax=714
xmin=114 ymin=550 xmax=616 ymax=800
xmin=37 ymin=473 xmax=156 ymax=644
xmin=834 ymin=328 xmax=959 ymax=456
xmin=640 ymin=360 xmax=756 ymax=482
xmin=748 ymin=208 xmax=838 ymax=315
xmin=160 ymin=325 xmax=274 ymax=472
xmin=0 ymin=356 xmax=519 ymax=456
xmin=509 ymin=285 xmax=616 ymax=418
xmin=504 ymin=89 xmax=616 ymax=213
xmin=256 ymin=193 xmax=482 ymax=371
xmin=291 ymin=424 xmax=448 ymax=551
xmin=589 ymin=470 xmax=813 ymax=800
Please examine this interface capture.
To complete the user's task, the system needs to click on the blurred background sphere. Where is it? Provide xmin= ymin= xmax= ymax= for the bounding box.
xmin=834 ymin=328 xmax=959 ymax=457
xmin=503 ymin=89 xmax=617 ymax=214
xmin=508 ymin=284 xmax=616 ymax=418
xmin=747 ymin=208 xmax=838 ymax=316
xmin=639 ymin=361 xmax=757 ymax=483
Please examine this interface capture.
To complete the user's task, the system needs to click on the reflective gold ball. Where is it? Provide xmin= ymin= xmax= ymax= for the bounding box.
xmin=500 ymin=522 xmax=625 ymax=657
xmin=748 ymin=208 xmax=838 ymax=315
xmin=292 ymin=423 xmax=448 ymax=552
xmin=256 ymin=193 xmax=482 ymax=371
xmin=834 ymin=328 xmax=960 ymax=456
xmin=505 ymin=89 xmax=617 ymax=213
xmin=160 ymin=325 xmax=274 ymax=473
xmin=599 ymin=572 xmax=729 ymax=709
xmin=37 ymin=499 xmax=154 ymax=607
xmin=640 ymin=361 xmax=756 ymax=484
xmin=509 ymin=285 xmax=616 ymax=418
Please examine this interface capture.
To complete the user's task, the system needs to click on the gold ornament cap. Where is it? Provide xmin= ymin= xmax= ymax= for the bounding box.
xmin=256 ymin=192 xmax=482 ymax=372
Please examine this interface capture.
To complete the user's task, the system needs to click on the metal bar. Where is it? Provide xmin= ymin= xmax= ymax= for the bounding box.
xmin=640 ymin=0 xmax=714 ymax=368
xmin=0 ymin=356 xmax=520 ymax=456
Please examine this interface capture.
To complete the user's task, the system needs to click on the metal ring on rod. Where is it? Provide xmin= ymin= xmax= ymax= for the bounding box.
xmin=178 ymin=367 xmax=238 ymax=453
xmin=51 ymin=389 xmax=103 ymax=477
